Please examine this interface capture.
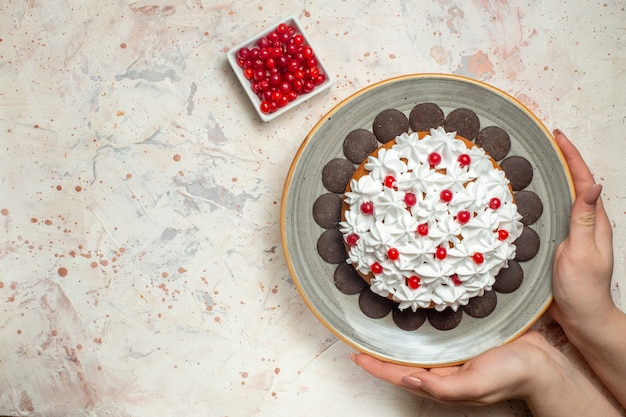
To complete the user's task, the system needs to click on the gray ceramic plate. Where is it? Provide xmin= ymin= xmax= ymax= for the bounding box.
xmin=280 ymin=74 xmax=574 ymax=366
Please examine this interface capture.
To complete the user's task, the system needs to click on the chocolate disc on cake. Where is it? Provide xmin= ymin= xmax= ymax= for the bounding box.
xmin=321 ymin=158 xmax=355 ymax=194
xmin=463 ymin=290 xmax=497 ymax=318
xmin=372 ymin=109 xmax=409 ymax=143
xmin=334 ymin=263 xmax=367 ymax=295
xmin=514 ymin=226 xmax=540 ymax=262
xmin=493 ymin=260 xmax=524 ymax=293
xmin=409 ymin=102 xmax=445 ymax=132
xmin=343 ymin=129 xmax=379 ymax=164
xmin=312 ymin=193 xmax=343 ymax=229
xmin=427 ymin=308 xmax=463 ymax=331
xmin=316 ymin=229 xmax=347 ymax=264
xmin=359 ymin=288 xmax=394 ymax=319
xmin=392 ymin=307 xmax=427 ymax=331
xmin=443 ymin=108 xmax=480 ymax=141
xmin=514 ymin=190 xmax=543 ymax=225
xmin=500 ymin=156 xmax=533 ymax=191
xmin=475 ymin=126 xmax=511 ymax=161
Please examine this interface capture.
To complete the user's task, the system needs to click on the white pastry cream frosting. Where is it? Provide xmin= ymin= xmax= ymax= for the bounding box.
xmin=339 ymin=127 xmax=523 ymax=312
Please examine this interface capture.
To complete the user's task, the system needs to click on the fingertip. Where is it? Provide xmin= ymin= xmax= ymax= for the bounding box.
xmin=583 ymin=183 xmax=602 ymax=205
xmin=402 ymin=375 xmax=423 ymax=388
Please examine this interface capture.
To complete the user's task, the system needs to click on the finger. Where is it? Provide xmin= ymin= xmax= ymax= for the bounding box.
xmin=552 ymin=129 xmax=595 ymax=195
xmin=567 ymin=183 xmax=602 ymax=245
xmin=402 ymin=368 xmax=487 ymax=403
xmin=351 ymin=353 xmax=427 ymax=386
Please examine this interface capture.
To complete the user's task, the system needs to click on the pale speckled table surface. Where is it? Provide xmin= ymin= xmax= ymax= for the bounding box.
xmin=1 ymin=1 xmax=625 ymax=416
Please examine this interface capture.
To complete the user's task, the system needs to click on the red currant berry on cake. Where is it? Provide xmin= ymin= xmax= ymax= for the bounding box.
xmin=383 ymin=175 xmax=396 ymax=188
xmin=458 ymin=154 xmax=471 ymax=168
xmin=387 ymin=248 xmax=399 ymax=261
xmin=497 ymin=229 xmax=509 ymax=241
xmin=404 ymin=192 xmax=417 ymax=207
xmin=407 ymin=275 xmax=421 ymax=289
xmin=346 ymin=233 xmax=359 ymax=246
xmin=435 ymin=247 xmax=447 ymax=260
xmin=451 ymin=274 xmax=462 ymax=286
xmin=456 ymin=210 xmax=471 ymax=224
xmin=360 ymin=201 xmax=374 ymax=215
xmin=417 ymin=223 xmax=428 ymax=236
xmin=371 ymin=262 xmax=383 ymax=275
xmin=472 ymin=252 xmax=485 ymax=264
xmin=489 ymin=197 xmax=502 ymax=210
xmin=428 ymin=152 xmax=442 ymax=167
xmin=440 ymin=189 xmax=453 ymax=202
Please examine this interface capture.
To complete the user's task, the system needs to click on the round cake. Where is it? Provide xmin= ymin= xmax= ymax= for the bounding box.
xmin=338 ymin=127 xmax=524 ymax=312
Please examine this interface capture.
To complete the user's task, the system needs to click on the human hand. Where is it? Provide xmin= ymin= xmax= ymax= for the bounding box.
xmin=351 ymin=330 xmax=621 ymax=416
xmin=351 ymin=330 xmax=551 ymax=407
xmin=549 ymin=129 xmax=615 ymax=337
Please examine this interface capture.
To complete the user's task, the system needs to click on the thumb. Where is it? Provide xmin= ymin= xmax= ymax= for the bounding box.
xmin=568 ymin=183 xmax=602 ymax=244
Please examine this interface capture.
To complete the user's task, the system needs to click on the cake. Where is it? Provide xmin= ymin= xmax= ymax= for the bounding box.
xmin=338 ymin=127 xmax=524 ymax=312
xmin=313 ymin=103 xmax=543 ymax=331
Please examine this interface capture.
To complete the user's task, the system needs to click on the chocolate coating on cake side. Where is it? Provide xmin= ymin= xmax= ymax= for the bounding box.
xmin=514 ymin=190 xmax=544 ymax=225
xmin=493 ymin=260 xmax=524 ymax=293
xmin=343 ymin=129 xmax=379 ymax=164
xmin=475 ymin=126 xmax=511 ymax=161
xmin=501 ymin=156 xmax=533 ymax=191
xmin=463 ymin=290 xmax=497 ymax=318
xmin=409 ymin=103 xmax=445 ymax=132
xmin=334 ymin=263 xmax=368 ymax=295
xmin=312 ymin=193 xmax=343 ymax=229
xmin=321 ymin=158 xmax=355 ymax=193
xmin=316 ymin=229 xmax=347 ymax=264
xmin=443 ymin=108 xmax=480 ymax=141
xmin=427 ymin=307 xmax=463 ymax=330
xmin=392 ymin=307 xmax=427 ymax=331
xmin=359 ymin=288 xmax=394 ymax=318
xmin=372 ymin=109 xmax=410 ymax=143
xmin=514 ymin=226 xmax=540 ymax=262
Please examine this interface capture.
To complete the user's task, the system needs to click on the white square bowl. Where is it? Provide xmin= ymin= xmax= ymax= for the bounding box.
xmin=227 ymin=16 xmax=334 ymax=122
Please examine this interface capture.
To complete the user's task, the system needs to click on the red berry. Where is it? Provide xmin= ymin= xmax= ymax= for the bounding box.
xmin=451 ymin=274 xmax=462 ymax=286
xmin=435 ymin=247 xmax=447 ymax=260
xmin=293 ymin=34 xmax=304 ymax=45
xmin=237 ymin=47 xmax=250 ymax=60
xmin=417 ymin=223 xmax=428 ymax=236
xmin=489 ymin=197 xmax=501 ymax=210
xmin=267 ymin=32 xmax=279 ymax=43
xmin=498 ymin=229 xmax=509 ymax=240
xmin=383 ymin=175 xmax=396 ymax=188
xmin=302 ymin=46 xmax=313 ymax=58
xmin=371 ymin=262 xmax=383 ymax=275
xmin=286 ymin=43 xmax=298 ymax=55
xmin=360 ymin=202 xmax=374 ymax=214
xmin=258 ymin=48 xmax=270 ymax=60
xmin=265 ymin=57 xmax=276 ymax=69
xmin=407 ymin=275 xmax=421 ymax=289
xmin=314 ymin=74 xmax=326 ymax=85
xmin=472 ymin=252 xmax=484 ymax=264
xmin=243 ymin=68 xmax=254 ymax=80
xmin=254 ymin=68 xmax=266 ymax=81
xmin=440 ymin=189 xmax=453 ymax=202
xmin=277 ymin=23 xmax=288 ymax=34
xmin=346 ymin=233 xmax=359 ymax=246
xmin=302 ymin=79 xmax=315 ymax=93
xmin=456 ymin=210 xmax=471 ymax=224
xmin=286 ymin=90 xmax=298 ymax=102
xmin=260 ymin=101 xmax=271 ymax=114
xmin=458 ymin=154 xmax=471 ymax=168
xmin=387 ymin=248 xmax=399 ymax=261
xmin=428 ymin=152 xmax=442 ymax=167
xmin=277 ymin=95 xmax=289 ymax=108
xmin=257 ymin=37 xmax=270 ymax=48
xmin=294 ymin=69 xmax=305 ymax=80
xmin=404 ymin=192 xmax=417 ymax=207
xmin=292 ymin=79 xmax=303 ymax=91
